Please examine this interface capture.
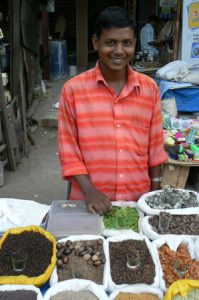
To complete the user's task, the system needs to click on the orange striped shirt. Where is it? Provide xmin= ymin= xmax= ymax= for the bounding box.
xmin=58 ymin=63 xmax=167 ymax=201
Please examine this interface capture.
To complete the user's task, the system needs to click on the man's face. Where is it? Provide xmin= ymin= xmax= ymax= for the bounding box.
xmin=92 ymin=27 xmax=136 ymax=73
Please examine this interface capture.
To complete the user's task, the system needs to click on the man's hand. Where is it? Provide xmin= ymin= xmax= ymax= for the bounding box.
xmin=73 ymin=174 xmax=112 ymax=215
xmin=85 ymin=186 xmax=112 ymax=215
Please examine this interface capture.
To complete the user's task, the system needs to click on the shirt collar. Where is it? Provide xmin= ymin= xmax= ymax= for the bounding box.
xmin=126 ymin=64 xmax=141 ymax=89
xmin=95 ymin=61 xmax=106 ymax=84
xmin=94 ymin=61 xmax=141 ymax=90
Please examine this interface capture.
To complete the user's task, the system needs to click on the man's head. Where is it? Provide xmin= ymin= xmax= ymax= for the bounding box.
xmin=94 ymin=6 xmax=137 ymax=38
xmin=92 ymin=6 xmax=137 ymax=75
xmin=147 ymin=15 xmax=159 ymax=27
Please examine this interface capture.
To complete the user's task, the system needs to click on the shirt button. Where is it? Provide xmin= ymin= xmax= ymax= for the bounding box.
xmin=119 ymin=149 xmax=123 ymax=152
xmin=116 ymin=124 xmax=121 ymax=128
xmin=118 ymin=195 xmax=122 ymax=198
xmin=115 ymin=100 xmax=118 ymax=103
xmin=120 ymin=174 xmax=123 ymax=178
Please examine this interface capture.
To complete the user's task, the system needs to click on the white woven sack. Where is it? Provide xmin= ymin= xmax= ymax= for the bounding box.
xmin=141 ymin=215 xmax=198 ymax=241
xmin=151 ymin=235 xmax=196 ymax=292
xmin=109 ymin=284 xmax=164 ymax=300
xmin=181 ymin=71 xmax=199 ymax=85
xmin=137 ymin=189 xmax=199 ymax=215
xmin=106 ymin=233 xmax=160 ymax=292
xmin=0 ymin=284 xmax=43 ymax=300
xmin=156 ymin=60 xmax=192 ymax=81
xmin=49 ymin=235 xmax=108 ymax=291
xmin=44 ymin=279 xmax=109 ymax=300
xmin=0 ymin=198 xmax=49 ymax=233
xmin=102 ymin=201 xmax=144 ymax=237
xmin=195 ymin=237 xmax=199 ymax=259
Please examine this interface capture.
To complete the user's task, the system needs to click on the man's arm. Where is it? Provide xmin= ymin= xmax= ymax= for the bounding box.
xmin=149 ymin=164 xmax=162 ymax=191
xmin=148 ymin=85 xmax=167 ymax=182
xmin=73 ymin=175 xmax=112 ymax=215
xmin=58 ymin=86 xmax=112 ymax=215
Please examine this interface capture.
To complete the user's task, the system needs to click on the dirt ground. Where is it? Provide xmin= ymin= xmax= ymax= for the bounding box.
xmin=0 ymin=127 xmax=67 ymax=205
xmin=0 ymin=78 xmax=69 ymax=205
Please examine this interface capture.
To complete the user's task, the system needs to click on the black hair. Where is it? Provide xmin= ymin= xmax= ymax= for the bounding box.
xmin=147 ymin=15 xmax=159 ymax=23
xmin=94 ymin=6 xmax=137 ymax=38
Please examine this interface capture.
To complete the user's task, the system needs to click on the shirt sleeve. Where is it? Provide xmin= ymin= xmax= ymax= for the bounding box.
xmin=148 ymin=85 xmax=168 ymax=167
xmin=140 ymin=24 xmax=158 ymax=55
xmin=140 ymin=25 xmax=153 ymax=49
xmin=58 ymin=84 xmax=88 ymax=179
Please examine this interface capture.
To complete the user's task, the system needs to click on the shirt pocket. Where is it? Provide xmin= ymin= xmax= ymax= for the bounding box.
xmin=126 ymin=121 xmax=150 ymax=157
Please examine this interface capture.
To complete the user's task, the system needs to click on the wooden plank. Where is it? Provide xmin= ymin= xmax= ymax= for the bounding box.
xmin=162 ymin=164 xmax=190 ymax=189
xmin=9 ymin=0 xmax=21 ymax=97
xmin=0 ymin=73 xmax=16 ymax=170
xmin=20 ymin=49 xmax=29 ymax=157
xmin=173 ymin=0 xmax=181 ymax=60
xmin=76 ymin=0 xmax=88 ymax=67
xmin=166 ymin=157 xmax=199 ymax=167
xmin=20 ymin=0 xmax=40 ymax=54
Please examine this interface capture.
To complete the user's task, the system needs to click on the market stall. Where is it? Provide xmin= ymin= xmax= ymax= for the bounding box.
xmin=156 ymin=60 xmax=199 ymax=190
xmin=0 ymin=193 xmax=199 ymax=299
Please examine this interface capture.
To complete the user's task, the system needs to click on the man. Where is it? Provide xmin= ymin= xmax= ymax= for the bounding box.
xmin=53 ymin=8 xmax=67 ymax=40
xmin=140 ymin=15 xmax=159 ymax=57
xmin=58 ymin=6 xmax=167 ymax=215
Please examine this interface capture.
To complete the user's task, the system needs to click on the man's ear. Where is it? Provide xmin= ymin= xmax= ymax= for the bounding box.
xmin=92 ymin=34 xmax=98 ymax=51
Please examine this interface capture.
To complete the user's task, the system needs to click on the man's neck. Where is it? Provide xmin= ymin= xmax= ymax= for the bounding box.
xmin=99 ymin=63 xmax=128 ymax=95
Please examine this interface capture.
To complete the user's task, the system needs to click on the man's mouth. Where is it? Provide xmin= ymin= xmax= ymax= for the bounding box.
xmin=111 ymin=57 xmax=126 ymax=63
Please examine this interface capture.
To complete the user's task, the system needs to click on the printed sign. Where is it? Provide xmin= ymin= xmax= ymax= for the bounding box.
xmin=181 ymin=0 xmax=199 ymax=63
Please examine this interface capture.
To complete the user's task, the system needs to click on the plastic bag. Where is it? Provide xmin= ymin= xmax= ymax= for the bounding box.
xmin=109 ymin=284 xmax=163 ymax=300
xmin=164 ymin=279 xmax=199 ymax=300
xmin=107 ymin=233 xmax=160 ymax=292
xmin=102 ymin=201 xmax=144 ymax=237
xmin=0 ymin=284 xmax=43 ymax=300
xmin=161 ymin=97 xmax=177 ymax=117
xmin=43 ymin=279 xmax=109 ymax=300
xmin=50 ymin=235 xmax=109 ymax=291
xmin=0 ymin=225 xmax=56 ymax=287
xmin=151 ymin=236 xmax=196 ymax=292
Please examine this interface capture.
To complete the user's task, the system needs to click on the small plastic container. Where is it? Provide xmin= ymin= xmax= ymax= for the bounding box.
xmin=47 ymin=200 xmax=102 ymax=239
xmin=10 ymin=250 xmax=28 ymax=272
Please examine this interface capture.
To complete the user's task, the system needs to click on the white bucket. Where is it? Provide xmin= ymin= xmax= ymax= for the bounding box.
xmin=69 ymin=65 xmax=77 ymax=76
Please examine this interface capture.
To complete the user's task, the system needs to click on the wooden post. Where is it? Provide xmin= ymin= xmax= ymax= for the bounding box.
xmin=173 ymin=0 xmax=181 ymax=61
xmin=131 ymin=0 xmax=137 ymax=19
xmin=41 ymin=11 xmax=50 ymax=80
xmin=76 ymin=0 xmax=88 ymax=68
xmin=9 ymin=0 xmax=21 ymax=98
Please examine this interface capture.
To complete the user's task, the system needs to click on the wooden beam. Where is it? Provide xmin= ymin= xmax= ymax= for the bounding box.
xmin=162 ymin=164 xmax=190 ymax=189
xmin=173 ymin=0 xmax=181 ymax=61
xmin=0 ymin=73 xmax=17 ymax=170
xmin=9 ymin=0 xmax=21 ymax=98
xmin=76 ymin=0 xmax=88 ymax=67
xmin=41 ymin=11 xmax=50 ymax=80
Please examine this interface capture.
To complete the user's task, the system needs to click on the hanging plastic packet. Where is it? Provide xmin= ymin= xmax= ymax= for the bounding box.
xmin=161 ymin=93 xmax=178 ymax=118
xmin=186 ymin=128 xmax=197 ymax=144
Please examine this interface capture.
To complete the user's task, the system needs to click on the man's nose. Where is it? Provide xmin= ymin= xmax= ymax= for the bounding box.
xmin=114 ymin=43 xmax=124 ymax=54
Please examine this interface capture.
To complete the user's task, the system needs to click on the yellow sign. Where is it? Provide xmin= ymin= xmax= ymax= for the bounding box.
xmin=188 ymin=2 xmax=199 ymax=28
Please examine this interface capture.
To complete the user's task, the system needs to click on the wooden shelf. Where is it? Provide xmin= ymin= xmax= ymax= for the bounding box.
xmin=166 ymin=157 xmax=199 ymax=166
xmin=162 ymin=158 xmax=199 ymax=189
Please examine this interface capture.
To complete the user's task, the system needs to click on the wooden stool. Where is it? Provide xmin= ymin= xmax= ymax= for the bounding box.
xmin=162 ymin=158 xmax=199 ymax=189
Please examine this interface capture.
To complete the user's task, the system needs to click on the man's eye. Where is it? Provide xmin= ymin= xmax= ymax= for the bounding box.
xmin=124 ymin=40 xmax=133 ymax=46
xmin=106 ymin=41 xmax=115 ymax=46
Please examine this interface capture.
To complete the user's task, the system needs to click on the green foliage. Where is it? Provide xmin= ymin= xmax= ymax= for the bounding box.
xmin=103 ymin=206 xmax=139 ymax=231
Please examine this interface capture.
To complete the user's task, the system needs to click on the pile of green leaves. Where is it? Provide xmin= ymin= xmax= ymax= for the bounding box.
xmin=103 ymin=206 xmax=139 ymax=231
